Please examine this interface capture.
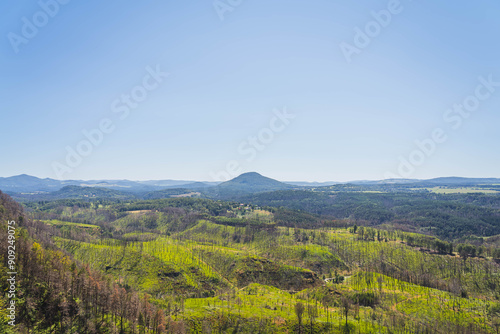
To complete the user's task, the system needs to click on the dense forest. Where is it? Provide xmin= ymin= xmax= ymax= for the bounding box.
xmin=2 ymin=190 xmax=500 ymax=333
xmin=242 ymin=191 xmax=500 ymax=240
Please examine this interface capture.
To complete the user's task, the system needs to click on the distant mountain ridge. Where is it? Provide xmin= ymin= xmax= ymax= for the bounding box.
xmin=2 ymin=174 xmax=500 ymax=196
xmin=0 ymin=174 xmax=62 ymax=192
xmin=419 ymin=177 xmax=500 ymax=186
xmin=0 ymin=174 xmax=219 ymax=194
xmin=6 ymin=173 xmax=297 ymax=202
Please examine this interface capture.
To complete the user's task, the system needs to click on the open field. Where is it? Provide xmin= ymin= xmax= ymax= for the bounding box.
xmin=426 ymin=187 xmax=499 ymax=194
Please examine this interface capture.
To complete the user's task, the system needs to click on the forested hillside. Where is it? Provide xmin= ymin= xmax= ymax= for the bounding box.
xmin=2 ymin=193 xmax=499 ymax=333
xmin=243 ymin=191 xmax=500 ymax=240
xmin=0 ymin=191 xmax=166 ymax=333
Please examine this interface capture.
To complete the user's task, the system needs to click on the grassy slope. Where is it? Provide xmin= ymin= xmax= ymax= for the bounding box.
xmin=37 ymin=199 xmax=500 ymax=333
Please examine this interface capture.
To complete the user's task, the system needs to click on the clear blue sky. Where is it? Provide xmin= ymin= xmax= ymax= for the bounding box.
xmin=1 ymin=0 xmax=499 ymax=182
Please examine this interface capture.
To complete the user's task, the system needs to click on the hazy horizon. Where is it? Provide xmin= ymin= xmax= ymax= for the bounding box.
xmin=2 ymin=172 xmax=500 ymax=184
xmin=2 ymin=1 xmax=499 ymax=182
